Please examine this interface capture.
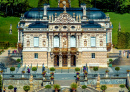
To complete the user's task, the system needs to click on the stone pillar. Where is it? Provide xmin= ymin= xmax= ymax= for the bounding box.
xmin=96 ymin=74 xmax=100 ymax=91
xmin=76 ymin=55 xmax=78 ymax=67
xmin=52 ymin=35 xmax=53 ymax=48
xmin=29 ymin=74 xmax=34 ymax=91
xmin=51 ymin=54 xmax=54 ymax=67
xmin=76 ymin=35 xmax=78 ymax=48
xmin=59 ymin=54 xmax=62 ymax=67
xmin=68 ymin=33 xmax=70 ymax=48
xmin=60 ymin=33 xmax=62 ymax=48
xmin=67 ymin=54 xmax=71 ymax=67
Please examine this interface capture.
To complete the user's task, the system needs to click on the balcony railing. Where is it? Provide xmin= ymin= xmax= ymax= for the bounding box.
xmin=51 ymin=48 xmax=77 ymax=53
xmin=24 ymin=28 xmax=48 ymax=31
xmin=82 ymin=28 xmax=106 ymax=31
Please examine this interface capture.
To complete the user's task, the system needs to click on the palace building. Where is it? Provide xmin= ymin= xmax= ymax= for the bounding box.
xmin=17 ymin=0 xmax=113 ymax=68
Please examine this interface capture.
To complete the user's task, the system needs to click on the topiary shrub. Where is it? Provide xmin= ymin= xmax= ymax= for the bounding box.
xmin=50 ymin=67 xmax=55 ymax=72
xmin=75 ymin=67 xmax=80 ymax=72
xmin=23 ymin=85 xmax=30 ymax=92
xmin=16 ymin=58 xmax=21 ymax=63
xmin=8 ymin=85 xmax=14 ymax=91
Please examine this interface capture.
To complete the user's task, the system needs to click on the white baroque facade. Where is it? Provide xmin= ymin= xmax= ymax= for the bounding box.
xmin=17 ymin=2 xmax=113 ymax=68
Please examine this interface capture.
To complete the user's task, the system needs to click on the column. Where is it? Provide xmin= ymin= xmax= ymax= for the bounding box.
xmin=76 ymin=35 xmax=78 ymax=48
xmin=67 ymin=55 xmax=71 ymax=67
xmin=59 ymin=54 xmax=62 ymax=67
xmin=76 ymin=55 xmax=78 ymax=67
xmin=51 ymin=54 xmax=54 ymax=67
xmin=49 ymin=34 xmax=51 ymax=51
xmin=51 ymin=35 xmax=54 ymax=48
xmin=60 ymin=33 xmax=62 ymax=48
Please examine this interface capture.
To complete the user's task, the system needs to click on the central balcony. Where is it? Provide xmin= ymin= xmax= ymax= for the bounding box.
xmin=51 ymin=48 xmax=77 ymax=53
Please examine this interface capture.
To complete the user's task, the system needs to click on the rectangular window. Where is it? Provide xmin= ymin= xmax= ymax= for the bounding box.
xmin=91 ymin=53 xmax=95 ymax=58
xmin=91 ymin=37 xmax=96 ymax=47
xmin=34 ymin=53 xmax=38 ymax=59
xmin=34 ymin=37 xmax=39 ymax=47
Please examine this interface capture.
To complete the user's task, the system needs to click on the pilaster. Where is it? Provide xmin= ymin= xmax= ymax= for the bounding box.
xmin=59 ymin=54 xmax=62 ymax=67
xmin=60 ymin=33 xmax=62 ymax=48
xmin=67 ymin=54 xmax=71 ymax=67
xmin=68 ymin=33 xmax=70 ymax=48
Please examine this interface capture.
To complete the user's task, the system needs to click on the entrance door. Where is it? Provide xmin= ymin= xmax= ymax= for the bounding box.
xmin=54 ymin=55 xmax=59 ymax=66
xmin=71 ymin=55 xmax=76 ymax=66
xmin=62 ymin=55 xmax=67 ymax=66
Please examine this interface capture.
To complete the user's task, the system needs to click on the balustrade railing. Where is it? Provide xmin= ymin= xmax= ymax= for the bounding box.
xmin=24 ymin=28 xmax=48 ymax=31
xmin=82 ymin=28 xmax=106 ymax=31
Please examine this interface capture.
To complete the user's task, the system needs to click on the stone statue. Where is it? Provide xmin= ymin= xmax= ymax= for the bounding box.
xmin=97 ymin=74 xmax=100 ymax=81
xmin=84 ymin=40 xmax=87 ymax=46
xmin=63 ymin=1 xmax=66 ymax=13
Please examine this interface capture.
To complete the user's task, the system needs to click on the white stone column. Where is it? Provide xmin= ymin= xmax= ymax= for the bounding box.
xmin=59 ymin=54 xmax=62 ymax=67
xmin=76 ymin=35 xmax=78 ymax=48
xmin=49 ymin=34 xmax=51 ymax=51
xmin=67 ymin=55 xmax=71 ymax=67
xmin=51 ymin=35 xmax=54 ymax=48
xmin=60 ymin=33 xmax=62 ymax=48
xmin=68 ymin=33 xmax=70 ymax=48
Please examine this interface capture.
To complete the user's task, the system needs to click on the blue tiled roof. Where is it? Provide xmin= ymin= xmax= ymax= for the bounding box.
xmin=81 ymin=21 xmax=101 ymax=28
xmin=24 ymin=7 xmax=106 ymax=19
xmin=28 ymin=21 xmax=48 ymax=28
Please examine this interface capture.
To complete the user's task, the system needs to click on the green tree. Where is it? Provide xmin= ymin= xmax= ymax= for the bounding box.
xmin=23 ymin=85 xmax=30 ymax=92
xmin=100 ymin=85 xmax=107 ymax=92
xmin=49 ymin=0 xmax=58 ymax=8
xmin=79 ymin=0 xmax=92 ymax=7
xmin=45 ymin=85 xmax=52 ymax=92
xmin=115 ymin=67 xmax=120 ymax=75
xmin=93 ymin=67 xmax=98 ymax=73
xmin=119 ymin=84 xmax=125 ymax=91
xmin=71 ymin=0 xmax=79 ymax=8
xmin=8 ymin=85 xmax=14 ymax=91
xmin=82 ymin=85 xmax=87 ymax=92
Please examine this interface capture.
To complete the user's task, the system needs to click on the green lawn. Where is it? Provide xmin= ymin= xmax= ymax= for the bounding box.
xmin=0 ymin=17 xmax=19 ymax=44
xmin=105 ymin=12 xmax=130 ymax=46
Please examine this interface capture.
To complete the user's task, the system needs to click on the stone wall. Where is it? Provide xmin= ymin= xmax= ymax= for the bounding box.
xmin=82 ymin=52 xmax=107 ymax=67
xmin=3 ymin=80 xmax=42 ymax=92
xmin=23 ymin=52 xmax=47 ymax=67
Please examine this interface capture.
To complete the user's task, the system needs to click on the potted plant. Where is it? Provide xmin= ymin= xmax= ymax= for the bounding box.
xmin=119 ymin=84 xmax=125 ymax=92
xmin=84 ymin=70 xmax=87 ymax=76
xmin=75 ymin=67 xmax=80 ymax=73
xmin=42 ymin=71 xmax=46 ymax=76
xmin=16 ymin=59 xmax=21 ymax=63
xmin=70 ymin=82 xmax=78 ymax=92
xmin=51 ymin=76 xmax=54 ymax=80
xmin=100 ymin=85 xmax=107 ymax=92
xmin=53 ymin=84 xmax=60 ymax=92
xmin=0 ymin=70 xmax=3 ymax=74
xmin=8 ymin=85 xmax=14 ymax=92
xmin=76 ymin=72 xmax=80 ymax=75
xmin=93 ymin=67 xmax=98 ymax=77
xmin=82 ymin=85 xmax=87 ymax=92
xmin=115 ymin=67 xmax=120 ymax=76
xmin=105 ymin=70 xmax=109 ymax=73
xmin=50 ymin=67 xmax=55 ymax=73
xmin=10 ymin=67 xmax=15 ymax=77
xmin=23 ymin=85 xmax=30 ymax=92
xmin=50 ymin=72 xmax=54 ymax=76
xmin=45 ymin=85 xmax=51 ymax=92
xmin=22 ymin=71 xmax=25 ymax=78
xmin=32 ymin=67 xmax=37 ymax=77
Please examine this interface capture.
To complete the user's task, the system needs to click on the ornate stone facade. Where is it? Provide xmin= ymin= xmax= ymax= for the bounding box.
xmin=18 ymin=1 xmax=113 ymax=68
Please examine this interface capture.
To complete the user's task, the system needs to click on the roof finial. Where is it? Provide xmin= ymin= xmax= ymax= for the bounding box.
xmin=62 ymin=1 xmax=66 ymax=13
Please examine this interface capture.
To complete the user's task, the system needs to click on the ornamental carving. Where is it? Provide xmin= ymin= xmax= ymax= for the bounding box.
xmin=100 ymin=40 xmax=103 ymax=46
xmin=62 ymin=37 xmax=68 ymax=48
xmin=84 ymin=40 xmax=87 ymax=46
xmin=54 ymin=13 xmax=76 ymax=23
xmin=43 ymin=40 xmax=46 ymax=47
xmin=27 ymin=40 xmax=30 ymax=47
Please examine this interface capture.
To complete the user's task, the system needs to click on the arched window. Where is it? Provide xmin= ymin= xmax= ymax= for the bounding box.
xmin=70 ymin=35 xmax=76 ymax=47
xmin=54 ymin=36 xmax=59 ymax=47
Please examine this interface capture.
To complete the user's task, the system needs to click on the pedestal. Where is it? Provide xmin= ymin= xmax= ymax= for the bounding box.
xmin=127 ymin=73 xmax=129 ymax=77
xmin=106 ymin=73 xmax=108 ymax=77
xmin=85 ymin=76 xmax=87 ymax=80
xmin=22 ymin=74 xmax=24 ymax=78
xmin=51 ymin=80 xmax=54 ymax=85
xmin=96 ymin=81 xmax=100 ymax=91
